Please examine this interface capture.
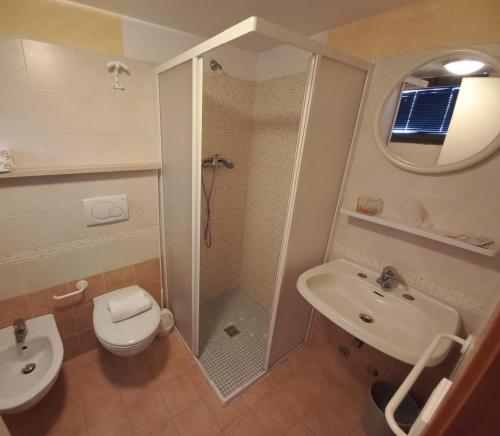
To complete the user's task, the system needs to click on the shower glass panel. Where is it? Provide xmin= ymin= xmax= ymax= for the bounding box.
xmin=158 ymin=61 xmax=197 ymax=349
xmin=197 ymin=44 xmax=312 ymax=398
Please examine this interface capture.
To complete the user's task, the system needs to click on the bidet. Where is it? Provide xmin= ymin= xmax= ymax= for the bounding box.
xmin=0 ymin=314 xmax=63 ymax=414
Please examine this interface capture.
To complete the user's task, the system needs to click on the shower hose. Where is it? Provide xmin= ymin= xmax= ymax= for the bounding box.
xmin=201 ymin=164 xmax=217 ymax=248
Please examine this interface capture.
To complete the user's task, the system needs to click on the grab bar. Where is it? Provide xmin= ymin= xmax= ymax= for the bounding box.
xmin=52 ymin=280 xmax=88 ymax=300
xmin=385 ymin=333 xmax=475 ymax=436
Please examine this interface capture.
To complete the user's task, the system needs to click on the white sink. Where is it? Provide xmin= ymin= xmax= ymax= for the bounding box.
xmin=0 ymin=314 xmax=64 ymax=414
xmin=297 ymin=259 xmax=460 ymax=366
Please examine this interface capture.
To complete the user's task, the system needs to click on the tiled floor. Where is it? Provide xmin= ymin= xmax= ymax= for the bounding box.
xmin=3 ymin=332 xmax=368 ymax=436
xmin=199 ymin=290 xmax=270 ymax=398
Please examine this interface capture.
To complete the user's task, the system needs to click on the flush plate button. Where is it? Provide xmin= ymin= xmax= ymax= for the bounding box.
xmin=83 ymin=195 xmax=129 ymax=226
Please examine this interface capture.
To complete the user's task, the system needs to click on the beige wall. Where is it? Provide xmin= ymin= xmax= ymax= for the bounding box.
xmin=0 ymin=36 xmax=158 ymax=168
xmin=200 ymin=73 xmax=256 ymax=300
xmin=199 ymin=72 xmax=306 ymax=310
xmin=327 ymin=0 xmax=500 ymax=60
xmin=240 ymin=73 xmax=307 ymax=309
xmin=0 ymin=0 xmax=123 ymax=55
xmin=0 ymin=36 xmax=160 ymax=301
xmin=328 ymin=44 xmax=500 ymax=335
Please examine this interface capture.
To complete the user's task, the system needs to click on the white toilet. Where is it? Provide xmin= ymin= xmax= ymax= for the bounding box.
xmin=93 ymin=285 xmax=161 ymax=356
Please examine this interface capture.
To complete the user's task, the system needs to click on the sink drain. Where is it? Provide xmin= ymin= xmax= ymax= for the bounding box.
xmin=359 ymin=313 xmax=374 ymax=323
xmin=21 ymin=363 xmax=36 ymax=374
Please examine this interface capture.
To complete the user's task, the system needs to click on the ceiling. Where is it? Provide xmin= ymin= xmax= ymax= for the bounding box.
xmin=71 ymin=0 xmax=424 ymax=51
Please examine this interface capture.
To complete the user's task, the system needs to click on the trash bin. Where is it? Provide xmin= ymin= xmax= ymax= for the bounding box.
xmin=362 ymin=381 xmax=420 ymax=436
xmin=157 ymin=308 xmax=174 ymax=337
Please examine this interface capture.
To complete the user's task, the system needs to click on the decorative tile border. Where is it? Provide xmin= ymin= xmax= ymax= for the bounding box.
xmin=0 ymin=226 xmax=159 ymax=266
xmin=332 ymin=243 xmax=487 ymax=317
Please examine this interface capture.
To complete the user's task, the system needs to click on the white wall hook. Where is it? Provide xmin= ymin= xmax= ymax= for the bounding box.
xmin=107 ymin=61 xmax=130 ymax=90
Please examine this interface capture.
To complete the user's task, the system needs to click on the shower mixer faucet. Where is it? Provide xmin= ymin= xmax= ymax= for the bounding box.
xmin=202 ymin=154 xmax=234 ymax=169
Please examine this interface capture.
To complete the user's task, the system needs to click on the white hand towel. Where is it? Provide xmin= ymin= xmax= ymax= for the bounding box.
xmin=107 ymin=290 xmax=152 ymax=323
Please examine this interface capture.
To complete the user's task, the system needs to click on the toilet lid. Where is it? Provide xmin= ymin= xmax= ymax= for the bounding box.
xmin=93 ymin=285 xmax=160 ymax=347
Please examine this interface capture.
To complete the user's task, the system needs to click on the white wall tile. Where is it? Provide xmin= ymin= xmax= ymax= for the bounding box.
xmin=120 ymin=96 xmax=157 ymax=135
xmin=18 ymin=255 xmax=70 ymax=291
xmin=4 ymin=212 xmax=57 ymax=251
xmin=0 ymin=178 xmax=55 ymax=218
xmin=77 ymin=92 xmax=123 ymax=134
xmin=0 ymin=37 xmax=28 ymax=86
xmin=22 ymin=39 xmax=75 ymax=91
xmin=330 ymin=44 xmax=500 ymax=335
xmin=0 ymin=37 xmax=160 ymax=301
xmin=0 ymin=264 xmax=25 ymax=299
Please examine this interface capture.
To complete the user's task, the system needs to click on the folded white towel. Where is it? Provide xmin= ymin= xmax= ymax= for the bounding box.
xmin=107 ymin=290 xmax=152 ymax=323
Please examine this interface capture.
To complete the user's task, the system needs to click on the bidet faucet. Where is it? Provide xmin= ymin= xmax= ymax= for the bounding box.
xmin=13 ymin=318 xmax=28 ymax=344
xmin=377 ymin=266 xmax=398 ymax=289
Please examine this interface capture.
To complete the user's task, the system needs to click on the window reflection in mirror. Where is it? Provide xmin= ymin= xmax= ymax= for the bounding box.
xmin=382 ymin=56 xmax=500 ymax=168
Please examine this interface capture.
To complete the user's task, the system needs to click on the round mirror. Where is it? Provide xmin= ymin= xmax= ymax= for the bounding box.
xmin=375 ymin=50 xmax=500 ymax=173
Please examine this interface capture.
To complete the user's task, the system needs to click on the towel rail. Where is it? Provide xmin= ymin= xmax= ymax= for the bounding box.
xmin=52 ymin=280 xmax=88 ymax=300
xmin=385 ymin=333 xmax=475 ymax=436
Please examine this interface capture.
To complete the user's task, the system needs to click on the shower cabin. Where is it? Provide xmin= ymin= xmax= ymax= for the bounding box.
xmin=158 ymin=17 xmax=372 ymax=401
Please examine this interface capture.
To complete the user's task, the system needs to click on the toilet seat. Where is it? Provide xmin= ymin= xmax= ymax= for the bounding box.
xmin=93 ymin=285 xmax=160 ymax=351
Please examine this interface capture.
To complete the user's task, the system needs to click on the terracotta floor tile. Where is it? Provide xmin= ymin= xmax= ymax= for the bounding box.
xmin=78 ymin=358 xmax=112 ymax=395
xmin=46 ymin=396 xmax=87 ymax=435
xmin=2 ymin=327 xmax=370 ymax=436
xmin=147 ymin=345 xmax=192 ymax=385
xmin=82 ymin=384 xmax=124 ymax=426
xmin=203 ymin=393 xmax=247 ymax=429
xmin=222 ymin=410 xmax=268 ymax=436
xmin=114 ymin=355 xmax=157 ymax=405
xmin=251 ymin=390 xmax=299 ymax=435
xmin=73 ymin=347 xmax=102 ymax=367
xmin=320 ymin=384 xmax=366 ymax=433
xmin=264 ymin=363 xmax=293 ymax=390
xmin=147 ymin=421 xmax=180 ymax=436
xmin=158 ymin=373 xmax=201 ymax=416
xmin=87 ymin=407 xmax=133 ymax=436
xmin=240 ymin=377 xmax=272 ymax=407
xmin=126 ymin=387 xmax=170 ymax=435
xmin=4 ymin=395 xmax=86 ymax=436
xmin=172 ymin=400 xmax=221 ymax=436
xmin=40 ymin=358 xmax=82 ymax=410
xmin=186 ymin=364 xmax=213 ymax=397
xmin=275 ymin=375 xmax=321 ymax=418
xmin=281 ymin=346 xmax=315 ymax=374
xmin=302 ymin=405 xmax=357 ymax=436
xmin=286 ymin=421 xmax=314 ymax=436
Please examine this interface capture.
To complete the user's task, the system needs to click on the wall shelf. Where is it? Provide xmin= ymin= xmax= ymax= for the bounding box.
xmin=0 ymin=163 xmax=161 ymax=179
xmin=341 ymin=208 xmax=498 ymax=257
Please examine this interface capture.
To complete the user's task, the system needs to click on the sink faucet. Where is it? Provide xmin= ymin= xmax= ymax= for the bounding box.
xmin=377 ymin=266 xmax=398 ymax=289
xmin=13 ymin=319 xmax=28 ymax=344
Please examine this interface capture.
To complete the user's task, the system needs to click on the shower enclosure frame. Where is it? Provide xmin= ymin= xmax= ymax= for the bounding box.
xmin=156 ymin=16 xmax=373 ymax=399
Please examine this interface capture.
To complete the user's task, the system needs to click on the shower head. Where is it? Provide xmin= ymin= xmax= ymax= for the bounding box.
xmin=210 ymin=59 xmax=223 ymax=71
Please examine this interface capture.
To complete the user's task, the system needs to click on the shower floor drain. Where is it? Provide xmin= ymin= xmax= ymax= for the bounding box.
xmin=224 ymin=325 xmax=240 ymax=337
